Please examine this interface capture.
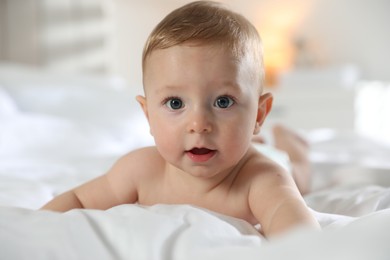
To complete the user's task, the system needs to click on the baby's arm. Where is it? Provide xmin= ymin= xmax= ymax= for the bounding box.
xmin=249 ymin=162 xmax=320 ymax=237
xmin=40 ymin=189 xmax=83 ymax=212
xmin=41 ymin=151 xmax=142 ymax=212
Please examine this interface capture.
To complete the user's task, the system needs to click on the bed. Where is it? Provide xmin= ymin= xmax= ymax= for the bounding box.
xmin=1 ymin=64 xmax=390 ymax=259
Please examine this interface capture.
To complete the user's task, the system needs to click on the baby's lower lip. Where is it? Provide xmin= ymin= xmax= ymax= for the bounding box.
xmin=186 ymin=148 xmax=216 ymax=163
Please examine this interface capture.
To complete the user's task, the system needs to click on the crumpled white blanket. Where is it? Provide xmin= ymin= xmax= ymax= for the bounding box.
xmin=0 ymin=204 xmax=389 ymax=260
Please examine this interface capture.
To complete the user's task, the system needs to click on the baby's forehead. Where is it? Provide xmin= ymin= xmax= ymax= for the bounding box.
xmin=145 ymin=42 xmax=255 ymax=69
xmin=143 ymin=43 xmax=262 ymax=91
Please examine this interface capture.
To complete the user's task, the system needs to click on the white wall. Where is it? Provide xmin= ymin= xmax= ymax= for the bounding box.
xmin=107 ymin=0 xmax=390 ymax=95
xmin=105 ymin=1 xmax=184 ymax=95
xmin=0 ymin=0 xmax=5 ymax=60
xmin=0 ymin=0 xmax=111 ymax=72
xmin=0 ymin=0 xmax=41 ymax=65
xmin=296 ymin=0 xmax=390 ymax=80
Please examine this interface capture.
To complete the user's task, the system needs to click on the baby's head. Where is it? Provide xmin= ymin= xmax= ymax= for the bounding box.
xmin=138 ymin=1 xmax=272 ymax=177
xmin=142 ymin=1 xmax=264 ymax=93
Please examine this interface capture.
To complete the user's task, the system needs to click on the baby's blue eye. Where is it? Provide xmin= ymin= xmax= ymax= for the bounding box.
xmin=215 ymin=96 xmax=234 ymax=109
xmin=166 ymin=98 xmax=183 ymax=110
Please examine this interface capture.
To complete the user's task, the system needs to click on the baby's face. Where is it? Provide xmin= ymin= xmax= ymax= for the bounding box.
xmin=141 ymin=43 xmax=263 ymax=178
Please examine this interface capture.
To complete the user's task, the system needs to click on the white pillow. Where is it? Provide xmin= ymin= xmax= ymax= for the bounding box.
xmin=2 ymin=75 xmax=143 ymax=138
xmin=0 ymin=113 xmax=125 ymax=158
xmin=0 ymin=111 xmax=154 ymax=159
xmin=0 ymin=65 xmax=137 ymax=129
xmin=0 ymin=87 xmax=18 ymax=117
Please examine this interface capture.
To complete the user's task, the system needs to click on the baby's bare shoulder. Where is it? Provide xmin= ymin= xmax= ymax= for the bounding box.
xmin=107 ymin=146 xmax=166 ymax=182
xmin=239 ymin=147 xmax=293 ymax=188
xmin=120 ymin=146 xmax=162 ymax=162
xmin=243 ymin=147 xmax=287 ymax=174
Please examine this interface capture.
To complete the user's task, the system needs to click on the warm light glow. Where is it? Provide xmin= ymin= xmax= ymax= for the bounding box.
xmin=262 ymin=30 xmax=294 ymax=70
xmin=252 ymin=0 xmax=314 ymax=86
xmin=261 ymin=29 xmax=295 ymax=87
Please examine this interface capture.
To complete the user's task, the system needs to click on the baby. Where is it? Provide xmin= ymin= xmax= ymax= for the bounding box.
xmin=42 ymin=1 xmax=320 ymax=237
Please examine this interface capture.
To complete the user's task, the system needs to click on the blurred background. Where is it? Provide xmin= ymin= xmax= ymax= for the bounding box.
xmin=0 ymin=0 xmax=389 ymax=143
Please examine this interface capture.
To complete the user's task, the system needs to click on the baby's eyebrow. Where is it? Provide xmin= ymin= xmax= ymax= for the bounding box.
xmin=217 ymin=81 xmax=243 ymax=92
xmin=152 ymin=81 xmax=243 ymax=95
xmin=154 ymin=85 xmax=183 ymax=95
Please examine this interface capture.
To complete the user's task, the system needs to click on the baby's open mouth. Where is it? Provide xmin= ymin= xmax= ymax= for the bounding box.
xmin=186 ymin=148 xmax=216 ymax=162
xmin=189 ymin=148 xmax=213 ymax=155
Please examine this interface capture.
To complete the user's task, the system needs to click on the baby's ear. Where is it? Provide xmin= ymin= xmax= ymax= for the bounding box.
xmin=136 ymin=95 xmax=154 ymax=136
xmin=136 ymin=95 xmax=149 ymax=120
xmin=254 ymin=93 xmax=273 ymax=134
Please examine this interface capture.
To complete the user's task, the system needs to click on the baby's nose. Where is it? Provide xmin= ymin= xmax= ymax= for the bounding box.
xmin=186 ymin=109 xmax=213 ymax=133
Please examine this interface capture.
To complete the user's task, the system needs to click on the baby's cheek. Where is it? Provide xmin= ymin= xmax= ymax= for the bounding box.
xmin=224 ymin=131 xmax=251 ymax=152
xmin=154 ymin=131 xmax=180 ymax=156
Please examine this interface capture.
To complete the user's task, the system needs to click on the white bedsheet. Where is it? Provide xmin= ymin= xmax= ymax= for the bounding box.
xmin=0 ymin=204 xmax=389 ymax=260
xmin=1 ymin=64 xmax=390 ymax=259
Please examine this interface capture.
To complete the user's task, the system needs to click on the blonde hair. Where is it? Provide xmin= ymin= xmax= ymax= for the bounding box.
xmin=142 ymin=1 xmax=264 ymax=88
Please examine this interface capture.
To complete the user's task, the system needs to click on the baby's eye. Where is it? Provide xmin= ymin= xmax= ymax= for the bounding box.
xmin=214 ymin=96 xmax=234 ymax=109
xmin=165 ymin=98 xmax=184 ymax=110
